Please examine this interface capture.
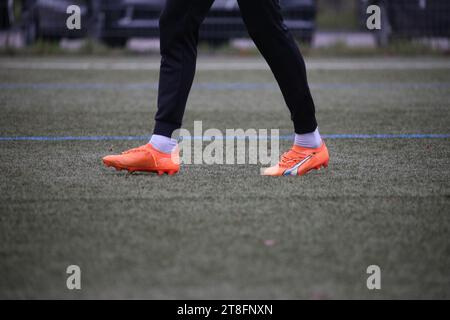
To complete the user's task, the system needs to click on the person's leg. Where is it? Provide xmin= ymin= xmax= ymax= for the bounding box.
xmin=103 ymin=0 xmax=214 ymax=174
xmin=237 ymin=0 xmax=320 ymax=146
xmin=154 ymin=0 xmax=215 ymax=140
xmin=237 ymin=0 xmax=328 ymax=176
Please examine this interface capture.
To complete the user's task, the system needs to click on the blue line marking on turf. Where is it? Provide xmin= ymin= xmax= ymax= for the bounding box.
xmin=0 ymin=82 xmax=449 ymax=91
xmin=0 ymin=134 xmax=449 ymax=142
xmin=0 ymin=136 xmax=150 ymax=141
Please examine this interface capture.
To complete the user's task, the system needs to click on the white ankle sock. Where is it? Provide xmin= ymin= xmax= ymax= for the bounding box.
xmin=149 ymin=134 xmax=177 ymax=154
xmin=294 ymin=128 xmax=322 ymax=149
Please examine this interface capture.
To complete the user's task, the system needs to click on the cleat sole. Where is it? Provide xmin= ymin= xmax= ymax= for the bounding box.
xmin=299 ymin=161 xmax=329 ymax=176
xmin=103 ymin=160 xmax=178 ymax=176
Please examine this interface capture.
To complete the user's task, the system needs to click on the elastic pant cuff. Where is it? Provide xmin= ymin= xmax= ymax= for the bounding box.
xmin=153 ymin=120 xmax=181 ymax=138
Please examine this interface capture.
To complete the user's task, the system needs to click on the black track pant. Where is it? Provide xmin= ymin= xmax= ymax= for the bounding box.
xmin=154 ymin=0 xmax=317 ymax=137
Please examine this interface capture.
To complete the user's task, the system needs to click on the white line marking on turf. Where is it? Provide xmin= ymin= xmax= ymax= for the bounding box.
xmin=0 ymin=134 xmax=449 ymax=142
xmin=1 ymin=82 xmax=448 ymax=90
xmin=1 ymin=59 xmax=449 ymax=71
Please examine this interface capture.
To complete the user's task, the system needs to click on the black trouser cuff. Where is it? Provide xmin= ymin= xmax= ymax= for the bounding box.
xmin=294 ymin=120 xmax=318 ymax=135
xmin=153 ymin=120 xmax=180 ymax=138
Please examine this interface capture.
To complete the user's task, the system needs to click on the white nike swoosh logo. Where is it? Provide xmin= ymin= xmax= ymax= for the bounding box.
xmin=283 ymin=154 xmax=314 ymax=176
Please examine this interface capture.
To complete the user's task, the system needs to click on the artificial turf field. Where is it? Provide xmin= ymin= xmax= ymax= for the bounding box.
xmin=0 ymin=56 xmax=449 ymax=299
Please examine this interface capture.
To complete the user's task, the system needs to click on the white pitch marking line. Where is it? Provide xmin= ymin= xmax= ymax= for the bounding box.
xmin=0 ymin=60 xmax=449 ymax=71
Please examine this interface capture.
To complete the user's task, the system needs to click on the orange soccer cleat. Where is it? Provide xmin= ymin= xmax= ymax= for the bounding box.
xmin=102 ymin=143 xmax=179 ymax=175
xmin=262 ymin=142 xmax=329 ymax=176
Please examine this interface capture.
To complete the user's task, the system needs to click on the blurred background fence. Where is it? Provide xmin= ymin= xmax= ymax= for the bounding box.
xmin=0 ymin=0 xmax=449 ymax=54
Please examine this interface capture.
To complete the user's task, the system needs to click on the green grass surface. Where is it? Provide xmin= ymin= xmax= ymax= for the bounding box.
xmin=0 ymin=57 xmax=449 ymax=299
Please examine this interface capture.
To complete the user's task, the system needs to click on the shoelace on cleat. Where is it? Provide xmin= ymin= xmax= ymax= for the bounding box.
xmin=122 ymin=145 xmax=148 ymax=154
xmin=280 ymin=149 xmax=314 ymax=167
